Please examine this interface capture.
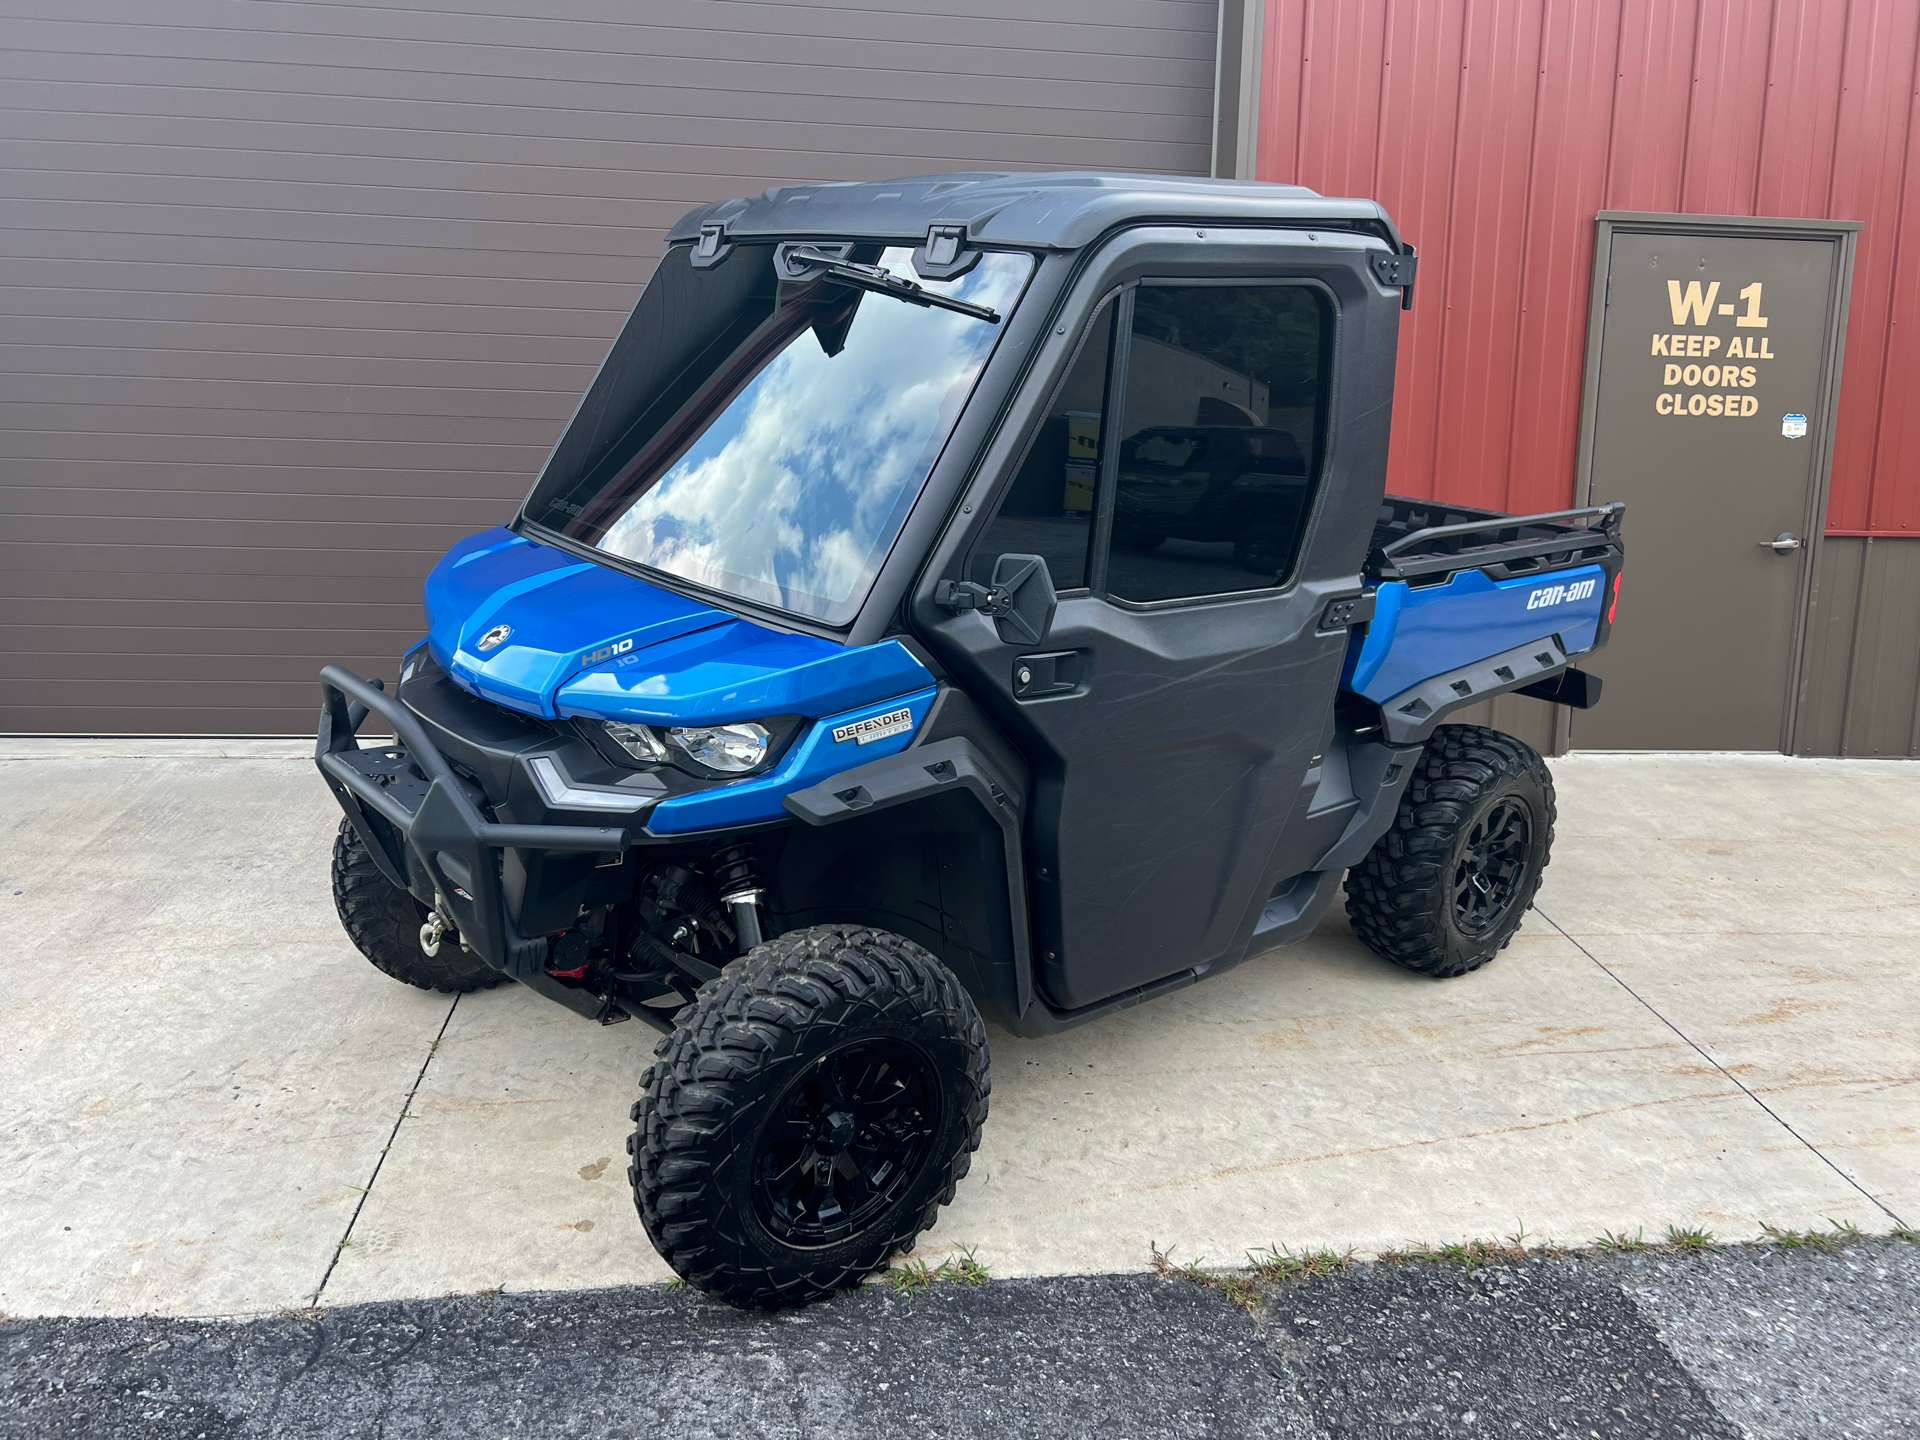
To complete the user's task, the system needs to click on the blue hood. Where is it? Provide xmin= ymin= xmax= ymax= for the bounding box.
xmin=423 ymin=529 xmax=933 ymax=724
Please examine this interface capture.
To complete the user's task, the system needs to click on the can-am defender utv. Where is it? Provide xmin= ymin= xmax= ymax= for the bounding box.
xmin=317 ymin=173 xmax=1624 ymax=1308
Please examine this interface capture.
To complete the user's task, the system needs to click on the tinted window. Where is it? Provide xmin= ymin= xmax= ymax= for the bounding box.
xmin=1101 ymin=284 xmax=1329 ymax=603
xmin=524 ymin=245 xmax=1033 ymax=624
xmin=970 ymin=298 xmax=1115 ymax=590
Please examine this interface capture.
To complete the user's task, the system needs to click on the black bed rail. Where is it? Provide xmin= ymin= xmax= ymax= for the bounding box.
xmin=1367 ymin=497 xmax=1625 ymax=584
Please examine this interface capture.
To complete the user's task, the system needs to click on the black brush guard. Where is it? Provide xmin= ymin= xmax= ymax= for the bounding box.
xmin=315 ymin=664 xmax=630 ymax=979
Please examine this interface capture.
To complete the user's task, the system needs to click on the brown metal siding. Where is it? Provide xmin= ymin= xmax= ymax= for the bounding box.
xmin=0 ymin=0 xmax=1218 ymax=734
xmin=1795 ymin=536 xmax=1920 ymax=756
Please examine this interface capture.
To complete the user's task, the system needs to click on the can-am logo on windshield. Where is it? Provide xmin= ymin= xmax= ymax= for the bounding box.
xmin=476 ymin=624 xmax=512 ymax=652
xmin=1525 ymin=578 xmax=1599 ymax=611
xmin=832 ymin=707 xmax=914 ymax=746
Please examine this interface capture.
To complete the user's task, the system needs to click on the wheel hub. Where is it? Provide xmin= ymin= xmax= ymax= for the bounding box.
xmin=1451 ymin=797 xmax=1533 ymax=936
xmin=816 ymin=1110 xmax=857 ymax=1154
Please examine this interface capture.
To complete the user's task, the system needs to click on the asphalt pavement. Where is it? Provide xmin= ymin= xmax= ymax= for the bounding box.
xmin=4 ymin=1238 xmax=1913 ymax=1440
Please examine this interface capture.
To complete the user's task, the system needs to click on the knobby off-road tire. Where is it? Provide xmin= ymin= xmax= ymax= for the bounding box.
xmin=329 ymin=818 xmax=503 ymax=993
xmin=630 ymin=924 xmax=989 ymax=1309
xmin=1344 ymin=724 xmax=1556 ymax=978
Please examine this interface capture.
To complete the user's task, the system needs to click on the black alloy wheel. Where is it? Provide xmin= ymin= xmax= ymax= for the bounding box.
xmin=1451 ymin=796 xmax=1533 ymax=935
xmin=752 ymin=1037 xmax=942 ymax=1247
xmin=630 ymin=924 xmax=989 ymax=1308
xmin=1343 ymin=725 xmax=1557 ymax=978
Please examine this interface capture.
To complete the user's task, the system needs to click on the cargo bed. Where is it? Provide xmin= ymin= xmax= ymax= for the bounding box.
xmin=1342 ymin=496 xmax=1625 ymax=741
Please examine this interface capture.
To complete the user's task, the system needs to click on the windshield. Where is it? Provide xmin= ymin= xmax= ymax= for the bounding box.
xmin=522 ymin=243 xmax=1034 ymax=624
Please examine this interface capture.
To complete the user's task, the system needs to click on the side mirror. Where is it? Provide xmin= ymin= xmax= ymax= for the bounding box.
xmin=934 ymin=553 xmax=1057 ymax=646
xmin=989 ymin=554 xmax=1057 ymax=646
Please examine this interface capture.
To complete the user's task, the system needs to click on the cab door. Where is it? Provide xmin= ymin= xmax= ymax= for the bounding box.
xmin=916 ymin=237 xmax=1399 ymax=1013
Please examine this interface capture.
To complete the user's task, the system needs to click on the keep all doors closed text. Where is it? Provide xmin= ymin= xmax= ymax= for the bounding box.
xmin=1650 ymin=281 xmax=1773 ymax=418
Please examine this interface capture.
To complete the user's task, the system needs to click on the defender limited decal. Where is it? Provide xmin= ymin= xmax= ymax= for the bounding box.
xmin=1525 ymin=578 xmax=1599 ymax=611
xmin=833 ymin=707 xmax=914 ymax=745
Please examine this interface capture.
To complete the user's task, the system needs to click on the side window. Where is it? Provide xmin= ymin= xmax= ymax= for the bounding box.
xmin=970 ymin=298 xmax=1115 ymax=590
xmin=1101 ymin=283 xmax=1329 ymax=603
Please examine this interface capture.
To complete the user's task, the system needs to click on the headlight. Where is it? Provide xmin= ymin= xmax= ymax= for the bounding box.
xmin=667 ymin=721 xmax=770 ymax=774
xmin=601 ymin=720 xmax=668 ymax=764
xmin=583 ymin=715 xmax=796 ymax=778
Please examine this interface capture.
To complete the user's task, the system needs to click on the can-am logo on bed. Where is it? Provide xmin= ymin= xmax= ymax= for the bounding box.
xmin=1526 ymin=578 xmax=1599 ymax=611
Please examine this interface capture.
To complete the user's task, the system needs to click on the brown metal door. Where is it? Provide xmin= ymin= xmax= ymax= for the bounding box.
xmin=1576 ymin=227 xmax=1847 ymax=751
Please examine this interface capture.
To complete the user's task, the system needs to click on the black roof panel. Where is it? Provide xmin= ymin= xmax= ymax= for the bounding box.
xmin=666 ymin=171 xmax=1402 ymax=253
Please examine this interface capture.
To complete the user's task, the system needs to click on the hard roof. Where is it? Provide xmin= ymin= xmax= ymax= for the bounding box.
xmin=666 ymin=171 xmax=1402 ymax=253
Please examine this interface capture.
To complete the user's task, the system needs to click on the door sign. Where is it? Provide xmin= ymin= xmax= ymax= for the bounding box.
xmin=1649 ymin=280 xmax=1775 ymax=418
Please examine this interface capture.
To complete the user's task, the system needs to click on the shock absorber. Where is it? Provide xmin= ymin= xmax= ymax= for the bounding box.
xmin=710 ymin=842 xmax=766 ymax=954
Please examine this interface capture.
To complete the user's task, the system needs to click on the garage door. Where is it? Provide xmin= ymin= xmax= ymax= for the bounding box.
xmin=1 ymin=0 xmax=1218 ymax=734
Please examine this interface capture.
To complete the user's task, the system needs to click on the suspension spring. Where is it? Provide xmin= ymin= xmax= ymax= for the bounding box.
xmin=710 ymin=841 xmax=766 ymax=953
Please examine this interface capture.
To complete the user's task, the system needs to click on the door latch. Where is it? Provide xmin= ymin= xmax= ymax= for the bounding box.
xmin=1759 ymin=532 xmax=1803 ymax=556
xmin=1012 ymin=650 xmax=1083 ymax=700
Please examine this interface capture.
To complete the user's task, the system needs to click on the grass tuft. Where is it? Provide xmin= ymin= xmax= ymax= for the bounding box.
xmin=1215 ymin=1273 xmax=1260 ymax=1312
xmin=1761 ymin=1219 xmax=1863 ymax=1250
xmin=1593 ymin=1228 xmax=1651 ymax=1254
xmin=884 ymin=1247 xmax=993 ymax=1297
xmin=1892 ymin=1224 xmax=1919 ymax=1243
xmin=1662 ymin=1225 xmax=1721 ymax=1251
xmin=1248 ymin=1243 xmax=1353 ymax=1285
xmin=1151 ymin=1243 xmax=1259 ymax=1311
xmin=951 ymin=1245 xmax=991 ymax=1286
xmin=1383 ymin=1238 xmax=1524 ymax=1273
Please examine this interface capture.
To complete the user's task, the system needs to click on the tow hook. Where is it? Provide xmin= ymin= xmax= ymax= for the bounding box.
xmin=419 ymin=909 xmax=452 ymax=957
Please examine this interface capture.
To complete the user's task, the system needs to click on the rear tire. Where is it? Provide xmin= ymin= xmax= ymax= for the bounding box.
xmin=1343 ymin=725 xmax=1555 ymax=977
xmin=329 ymin=818 xmax=503 ymax=993
xmin=630 ymin=924 xmax=989 ymax=1309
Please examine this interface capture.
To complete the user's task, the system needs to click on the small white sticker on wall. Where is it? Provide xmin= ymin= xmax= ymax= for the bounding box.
xmin=1782 ymin=413 xmax=1808 ymax=438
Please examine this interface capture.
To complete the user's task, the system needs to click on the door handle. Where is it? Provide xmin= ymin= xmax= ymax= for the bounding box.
xmin=1759 ymin=533 xmax=1803 ymax=555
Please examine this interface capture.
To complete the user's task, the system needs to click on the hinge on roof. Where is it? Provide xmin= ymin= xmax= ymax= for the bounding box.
xmin=1370 ymin=248 xmax=1417 ymax=309
xmin=691 ymin=222 xmax=732 ymax=269
xmin=913 ymin=223 xmax=982 ymax=281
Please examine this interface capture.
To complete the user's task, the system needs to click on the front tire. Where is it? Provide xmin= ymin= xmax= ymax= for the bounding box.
xmin=1343 ymin=725 xmax=1556 ymax=977
xmin=329 ymin=818 xmax=503 ymax=993
xmin=630 ymin=924 xmax=989 ymax=1308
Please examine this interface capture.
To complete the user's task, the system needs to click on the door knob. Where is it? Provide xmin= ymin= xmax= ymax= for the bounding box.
xmin=1759 ymin=533 xmax=1803 ymax=555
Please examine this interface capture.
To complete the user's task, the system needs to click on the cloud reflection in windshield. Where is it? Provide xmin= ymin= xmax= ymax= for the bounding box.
xmin=600 ymin=249 xmax=1032 ymax=615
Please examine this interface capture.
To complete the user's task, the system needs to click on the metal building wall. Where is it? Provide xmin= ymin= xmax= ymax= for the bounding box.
xmin=0 ymin=0 xmax=1218 ymax=735
xmin=1254 ymin=0 xmax=1920 ymax=756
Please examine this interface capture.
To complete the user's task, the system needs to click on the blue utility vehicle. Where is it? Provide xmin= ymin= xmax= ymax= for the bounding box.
xmin=316 ymin=173 xmax=1624 ymax=1307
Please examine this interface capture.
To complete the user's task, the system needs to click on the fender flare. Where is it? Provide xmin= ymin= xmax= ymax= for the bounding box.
xmin=783 ymin=735 xmax=1035 ymax=1017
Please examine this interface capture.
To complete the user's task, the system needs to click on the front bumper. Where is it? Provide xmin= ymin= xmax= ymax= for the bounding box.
xmin=316 ymin=665 xmax=631 ymax=978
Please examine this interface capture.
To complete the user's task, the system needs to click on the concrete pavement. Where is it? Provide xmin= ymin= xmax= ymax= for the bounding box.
xmin=0 ymin=741 xmax=1912 ymax=1320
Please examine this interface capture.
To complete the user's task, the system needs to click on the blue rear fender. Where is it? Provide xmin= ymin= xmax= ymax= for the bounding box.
xmin=1343 ymin=563 xmax=1608 ymax=705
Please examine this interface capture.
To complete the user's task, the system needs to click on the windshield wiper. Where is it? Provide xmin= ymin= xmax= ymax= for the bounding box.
xmin=785 ymin=245 xmax=1001 ymax=324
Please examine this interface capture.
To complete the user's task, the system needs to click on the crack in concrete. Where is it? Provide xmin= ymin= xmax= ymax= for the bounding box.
xmin=1535 ymin=905 xmax=1910 ymax=1228
xmin=308 ymin=995 xmax=460 ymax=1307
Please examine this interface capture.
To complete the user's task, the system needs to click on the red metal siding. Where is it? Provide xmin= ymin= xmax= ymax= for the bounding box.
xmin=1257 ymin=0 xmax=1920 ymax=534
